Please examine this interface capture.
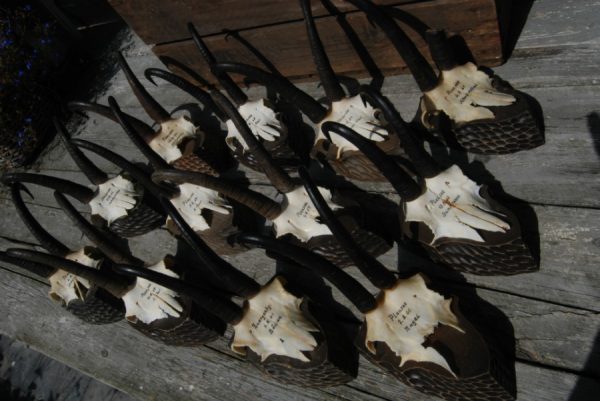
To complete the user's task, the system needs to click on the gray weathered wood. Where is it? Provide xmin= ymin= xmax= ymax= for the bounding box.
xmin=1 ymin=269 xmax=598 ymax=401
xmin=0 ymin=335 xmax=135 ymax=401
xmin=14 ymin=42 xmax=599 ymax=208
xmin=1 ymin=202 xmax=599 ymax=374
xmin=1 ymin=187 xmax=598 ymax=311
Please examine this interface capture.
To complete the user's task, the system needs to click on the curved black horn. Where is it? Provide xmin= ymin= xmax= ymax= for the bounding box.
xmin=160 ymin=56 xmax=213 ymax=88
xmin=224 ymin=29 xmax=281 ymax=76
xmin=425 ymin=29 xmax=458 ymax=71
xmin=7 ymin=248 xmax=130 ymax=297
xmin=160 ymin=198 xmax=261 ymax=299
xmin=321 ymin=122 xmax=422 ymax=201
xmin=117 ymin=52 xmax=172 ymax=123
xmin=113 ymin=263 xmax=243 ymax=324
xmin=359 ymin=86 xmax=441 ymax=178
xmin=347 ymin=0 xmax=438 ymax=92
xmin=71 ymin=139 xmax=177 ymax=199
xmin=54 ymin=118 xmax=108 ymax=185
xmin=11 ymin=183 xmax=70 ymax=257
xmin=188 ymin=22 xmax=248 ymax=106
xmin=0 ymin=251 xmax=56 ymax=278
xmin=108 ymin=96 xmax=172 ymax=172
xmin=300 ymin=0 xmax=346 ymax=102
xmin=68 ymin=101 xmax=157 ymax=143
xmin=299 ymin=167 xmax=397 ymax=289
xmin=144 ymin=68 xmax=227 ymax=121
xmin=2 ymin=173 xmax=95 ymax=204
xmin=153 ymin=169 xmax=282 ymax=220
xmin=213 ymin=62 xmax=328 ymax=123
xmin=54 ymin=191 xmax=143 ymax=266
xmin=211 ymin=90 xmax=297 ymax=193
xmin=235 ymin=233 xmax=377 ymax=313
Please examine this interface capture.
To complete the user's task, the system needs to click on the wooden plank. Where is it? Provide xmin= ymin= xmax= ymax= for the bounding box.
xmin=513 ymin=0 xmax=600 ymax=49
xmin=109 ymin=0 xmax=600 ymax=56
xmin=107 ymin=0 xmax=427 ymax=45
xmin=152 ymin=0 xmax=502 ymax=85
xmin=0 ymin=335 xmax=134 ymax=401
xmin=32 ymin=35 xmax=597 ymax=209
xmin=0 ymin=271 xmax=407 ymax=401
xmin=1 ymin=193 xmax=599 ymax=327
xmin=0 ymin=265 xmax=598 ymax=401
xmin=8 ymin=196 xmax=600 ymax=311
xmin=13 ymin=78 xmax=600 ymax=209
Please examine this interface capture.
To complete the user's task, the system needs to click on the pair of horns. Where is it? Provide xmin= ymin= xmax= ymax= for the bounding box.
xmin=11 ymin=179 xmax=140 ymax=266
xmin=359 ymin=86 xmax=441 ymax=178
xmin=321 ymin=121 xmax=422 ymax=201
xmin=12 ymin=179 xmax=140 ymax=266
xmin=159 ymin=197 xmax=262 ymax=299
xmin=213 ymin=63 xmax=328 ymax=123
xmin=300 ymin=0 xmax=346 ymax=102
xmin=346 ymin=0 xmax=437 ymax=91
xmin=299 ymin=166 xmax=399 ymax=288
xmin=11 ymin=183 xmax=71 ymax=257
xmin=3 ymin=172 xmax=96 ymax=204
xmin=347 ymin=0 xmax=458 ymax=90
xmin=210 ymin=90 xmax=297 ymax=194
xmin=54 ymin=118 xmax=108 ymax=185
xmin=7 ymin=248 xmax=130 ymax=297
xmin=188 ymin=22 xmax=248 ymax=106
xmin=53 ymin=191 xmax=142 ymax=266
xmin=118 ymin=52 xmax=172 ymax=123
xmin=107 ymin=96 xmax=172 ymax=173
xmin=72 ymin=138 xmax=176 ymax=200
xmin=235 ymin=233 xmax=377 ymax=314
xmin=144 ymin=68 xmax=226 ymax=121
xmin=68 ymin=101 xmax=157 ymax=143
xmin=0 ymin=250 xmax=56 ymax=279
xmin=113 ymin=263 xmax=243 ymax=324
xmin=152 ymin=170 xmax=282 ymax=220
xmin=55 ymin=118 xmax=172 ymax=191
xmin=235 ymin=165 xmax=404 ymax=298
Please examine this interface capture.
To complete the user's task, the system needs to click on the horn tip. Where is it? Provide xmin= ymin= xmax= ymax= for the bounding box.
xmin=144 ymin=69 xmax=158 ymax=85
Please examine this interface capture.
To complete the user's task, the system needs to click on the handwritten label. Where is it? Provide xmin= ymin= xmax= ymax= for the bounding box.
xmin=121 ymin=259 xmax=184 ymax=324
xmin=386 ymin=301 xmax=422 ymax=333
xmin=249 ymin=304 xmax=285 ymax=336
xmin=317 ymin=95 xmax=389 ymax=157
xmin=365 ymin=274 xmax=464 ymax=376
xmin=48 ymin=249 xmax=99 ymax=305
xmin=89 ymin=175 xmax=139 ymax=224
xmin=149 ymin=116 xmax=197 ymax=163
xmin=168 ymin=183 xmax=230 ymax=232
xmin=272 ymin=186 xmax=341 ymax=242
xmin=225 ymin=99 xmax=285 ymax=151
xmin=423 ymin=62 xmax=516 ymax=124
xmin=405 ymin=165 xmax=510 ymax=243
xmin=232 ymin=277 xmax=318 ymax=362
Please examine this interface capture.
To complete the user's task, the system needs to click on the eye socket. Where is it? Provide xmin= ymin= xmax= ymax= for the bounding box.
xmin=407 ymin=371 xmax=422 ymax=384
xmin=422 ymin=111 xmax=439 ymax=129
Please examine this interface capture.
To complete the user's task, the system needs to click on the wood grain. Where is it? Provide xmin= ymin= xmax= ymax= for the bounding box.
xmin=151 ymin=0 xmax=502 ymax=84
xmin=108 ymin=0 xmax=425 ymax=44
xmin=0 ymin=265 xmax=598 ymax=401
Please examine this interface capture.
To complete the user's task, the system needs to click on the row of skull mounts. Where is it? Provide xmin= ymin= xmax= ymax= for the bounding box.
xmin=1 ymin=1 xmax=544 ymax=400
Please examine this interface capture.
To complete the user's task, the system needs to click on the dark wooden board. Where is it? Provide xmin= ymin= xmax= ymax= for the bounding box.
xmin=108 ymin=0 xmax=423 ymax=44
xmin=151 ymin=0 xmax=502 ymax=84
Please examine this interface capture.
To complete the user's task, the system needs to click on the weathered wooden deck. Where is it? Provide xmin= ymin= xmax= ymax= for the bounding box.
xmin=1 ymin=0 xmax=599 ymax=400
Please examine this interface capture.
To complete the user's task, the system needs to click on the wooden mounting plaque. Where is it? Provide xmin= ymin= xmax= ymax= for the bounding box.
xmin=109 ymin=0 xmax=503 ymax=84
